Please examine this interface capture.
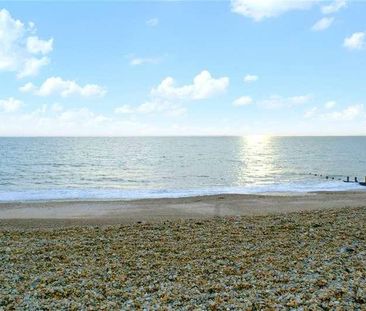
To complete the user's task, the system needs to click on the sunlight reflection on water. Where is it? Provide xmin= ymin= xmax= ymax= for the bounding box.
xmin=0 ymin=136 xmax=365 ymax=201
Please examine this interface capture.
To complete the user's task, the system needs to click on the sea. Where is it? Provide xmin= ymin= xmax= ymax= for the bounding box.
xmin=0 ymin=136 xmax=365 ymax=202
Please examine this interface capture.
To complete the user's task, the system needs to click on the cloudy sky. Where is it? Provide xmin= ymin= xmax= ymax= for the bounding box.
xmin=0 ymin=0 xmax=365 ymax=136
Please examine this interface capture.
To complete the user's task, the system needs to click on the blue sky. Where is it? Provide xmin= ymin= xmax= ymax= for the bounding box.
xmin=0 ymin=0 xmax=365 ymax=136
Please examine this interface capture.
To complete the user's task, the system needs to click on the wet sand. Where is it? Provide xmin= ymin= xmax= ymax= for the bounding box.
xmin=0 ymin=191 xmax=365 ymax=229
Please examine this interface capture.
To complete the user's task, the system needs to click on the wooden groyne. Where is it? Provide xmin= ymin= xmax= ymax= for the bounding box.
xmin=309 ymin=173 xmax=366 ymax=187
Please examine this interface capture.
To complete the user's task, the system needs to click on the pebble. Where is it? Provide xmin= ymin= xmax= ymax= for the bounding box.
xmin=0 ymin=207 xmax=365 ymax=309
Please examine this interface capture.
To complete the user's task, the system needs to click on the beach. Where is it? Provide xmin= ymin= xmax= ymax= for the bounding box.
xmin=0 ymin=191 xmax=366 ymax=228
xmin=2 ymin=0 xmax=366 ymax=308
xmin=1 ymin=192 xmax=365 ymax=309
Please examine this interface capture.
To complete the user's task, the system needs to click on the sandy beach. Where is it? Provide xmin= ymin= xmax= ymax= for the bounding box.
xmin=0 ymin=192 xmax=366 ymax=309
xmin=1 ymin=191 xmax=366 ymax=229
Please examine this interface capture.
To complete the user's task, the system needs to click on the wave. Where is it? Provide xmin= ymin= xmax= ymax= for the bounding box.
xmin=0 ymin=181 xmax=363 ymax=202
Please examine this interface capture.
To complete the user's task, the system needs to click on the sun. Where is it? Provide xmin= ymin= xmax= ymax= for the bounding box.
xmin=244 ymin=135 xmax=271 ymax=144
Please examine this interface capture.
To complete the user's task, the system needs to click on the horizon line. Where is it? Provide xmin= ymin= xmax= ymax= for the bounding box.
xmin=1 ymin=135 xmax=366 ymax=138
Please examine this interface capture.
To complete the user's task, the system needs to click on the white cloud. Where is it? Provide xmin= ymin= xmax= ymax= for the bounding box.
xmin=321 ymin=0 xmax=347 ymax=14
xmin=311 ymin=17 xmax=334 ymax=31
xmin=287 ymin=95 xmax=311 ymax=105
xmin=1 ymin=102 xmax=365 ymax=136
xmin=129 ymin=56 xmax=160 ymax=66
xmin=115 ymin=70 xmax=226 ymax=118
xmin=115 ymin=101 xmax=186 ymax=117
xmin=115 ymin=105 xmax=134 ymax=114
xmin=244 ymin=74 xmax=258 ymax=83
xmin=136 ymin=101 xmax=167 ymax=114
xmin=259 ymin=95 xmax=311 ymax=109
xmin=146 ymin=18 xmax=159 ymax=27
xmin=0 ymin=97 xmax=22 ymax=112
xmin=26 ymin=36 xmax=53 ymax=54
xmin=304 ymin=102 xmax=363 ymax=121
xmin=58 ymin=107 xmax=109 ymax=123
xmin=231 ymin=94 xmax=311 ymax=109
xmin=304 ymin=107 xmax=318 ymax=118
xmin=151 ymin=70 xmax=229 ymax=100
xmin=20 ymin=77 xmax=107 ymax=98
xmin=0 ymin=106 xmax=158 ymax=136
xmin=233 ymin=96 xmax=253 ymax=107
xmin=325 ymin=100 xmax=336 ymax=109
xmin=0 ymin=9 xmax=53 ymax=78
xmin=321 ymin=104 xmax=364 ymax=121
xmin=137 ymin=100 xmax=186 ymax=116
xmin=51 ymin=103 xmax=63 ymax=113
xmin=19 ymin=82 xmax=36 ymax=93
xmin=344 ymin=32 xmax=365 ymax=50
xmin=17 ymin=57 xmax=50 ymax=78
xmin=231 ymin=0 xmax=315 ymax=21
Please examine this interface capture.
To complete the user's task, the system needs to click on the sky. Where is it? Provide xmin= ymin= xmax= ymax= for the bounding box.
xmin=0 ymin=0 xmax=365 ymax=136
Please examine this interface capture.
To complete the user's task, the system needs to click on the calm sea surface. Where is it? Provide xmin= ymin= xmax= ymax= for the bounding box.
xmin=0 ymin=137 xmax=365 ymax=201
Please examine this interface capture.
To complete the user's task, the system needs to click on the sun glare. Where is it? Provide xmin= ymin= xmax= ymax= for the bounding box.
xmin=235 ymin=135 xmax=274 ymax=185
xmin=244 ymin=135 xmax=271 ymax=144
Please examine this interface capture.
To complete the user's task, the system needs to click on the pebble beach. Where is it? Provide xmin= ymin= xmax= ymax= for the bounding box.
xmin=1 ymin=205 xmax=365 ymax=309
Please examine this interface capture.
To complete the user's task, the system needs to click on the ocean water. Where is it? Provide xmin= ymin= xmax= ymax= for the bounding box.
xmin=0 ymin=137 xmax=365 ymax=202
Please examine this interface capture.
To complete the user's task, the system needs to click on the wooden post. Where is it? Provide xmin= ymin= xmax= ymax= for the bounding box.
xmin=355 ymin=177 xmax=358 ymax=182
xmin=346 ymin=176 xmax=349 ymax=182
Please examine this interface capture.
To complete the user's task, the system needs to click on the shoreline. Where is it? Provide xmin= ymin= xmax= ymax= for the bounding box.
xmin=1 ymin=191 xmax=366 ymax=229
xmin=1 ymin=182 xmax=363 ymax=203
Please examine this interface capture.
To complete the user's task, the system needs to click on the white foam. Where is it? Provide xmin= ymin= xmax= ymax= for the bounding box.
xmin=0 ymin=181 xmax=363 ymax=202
